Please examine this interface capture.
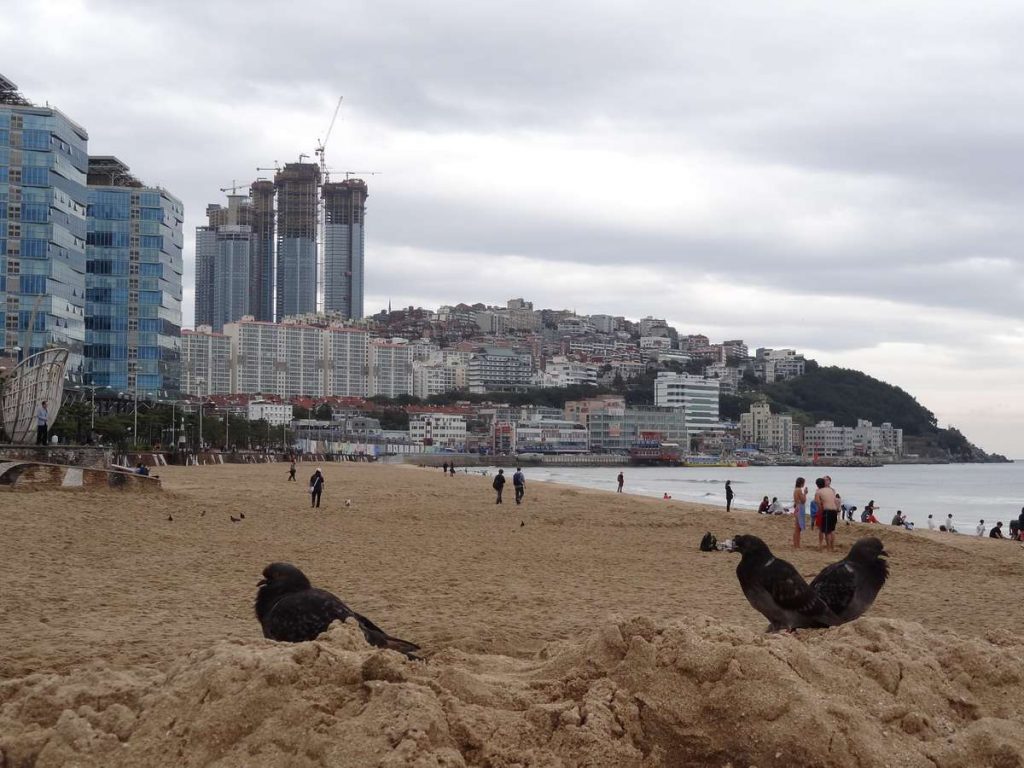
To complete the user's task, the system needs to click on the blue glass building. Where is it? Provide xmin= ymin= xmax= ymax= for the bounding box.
xmin=85 ymin=157 xmax=183 ymax=393
xmin=1 ymin=75 xmax=89 ymax=377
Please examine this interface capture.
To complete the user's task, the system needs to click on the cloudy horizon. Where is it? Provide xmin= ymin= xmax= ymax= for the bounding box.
xmin=3 ymin=0 xmax=1022 ymax=455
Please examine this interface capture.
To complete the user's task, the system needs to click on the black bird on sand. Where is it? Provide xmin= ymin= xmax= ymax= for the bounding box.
xmin=724 ymin=534 xmax=840 ymax=632
xmin=230 ymin=515 xmax=241 ymax=523
xmin=810 ymin=537 xmax=889 ymax=624
xmin=255 ymin=562 xmax=420 ymax=658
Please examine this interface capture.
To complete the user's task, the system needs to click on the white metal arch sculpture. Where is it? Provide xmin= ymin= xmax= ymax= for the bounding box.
xmin=1 ymin=348 xmax=69 ymax=444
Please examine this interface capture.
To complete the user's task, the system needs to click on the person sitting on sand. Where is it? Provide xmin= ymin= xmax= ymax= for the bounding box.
xmin=892 ymin=510 xmax=905 ymax=527
xmin=927 ymin=514 xmax=936 ymax=531
xmin=945 ymin=514 xmax=958 ymax=534
xmin=990 ymin=521 xmax=1005 ymax=539
xmin=976 ymin=519 xmax=986 ymax=537
xmin=768 ymin=497 xmax=784 ymax=515
xmin=757 ymin=496 xmax=770 ymax=514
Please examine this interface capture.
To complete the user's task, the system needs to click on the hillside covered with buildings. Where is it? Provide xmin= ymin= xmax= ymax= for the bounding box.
xmin=170 ymin=298 xmax=1004 ymax=463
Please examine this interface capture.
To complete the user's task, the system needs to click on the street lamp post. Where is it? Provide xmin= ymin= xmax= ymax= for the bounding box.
xmin=195 ymin=377 xmax=205 ymax=452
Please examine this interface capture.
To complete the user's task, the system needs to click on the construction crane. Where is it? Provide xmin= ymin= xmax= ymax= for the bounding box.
xmin=316 ymin=96 xmax=344 ymax=183
xmin=342 ymin=171 xmax=381 ymax=180
xmin=219 ymin=180 xmax=249 ymax=195
xmin=256 ymin=163 xmax=281 ymax=174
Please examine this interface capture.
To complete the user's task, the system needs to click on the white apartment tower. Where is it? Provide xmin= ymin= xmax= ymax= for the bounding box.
xmin=654 ymin=372 xmax=721 ymax=433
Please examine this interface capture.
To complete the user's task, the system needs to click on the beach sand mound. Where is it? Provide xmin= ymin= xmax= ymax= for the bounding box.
xmin=2 ymin=617 xmax=1023 ymax=768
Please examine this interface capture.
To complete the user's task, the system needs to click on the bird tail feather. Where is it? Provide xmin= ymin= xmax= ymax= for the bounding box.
xmin=354 ymin=612 xmax=422 ymax=659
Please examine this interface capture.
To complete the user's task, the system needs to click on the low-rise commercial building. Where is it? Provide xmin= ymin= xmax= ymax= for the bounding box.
xmin=409 ymin=413 xmax=467 ymax=449
xmin=247 ymin=399 xmax=293 ymax=426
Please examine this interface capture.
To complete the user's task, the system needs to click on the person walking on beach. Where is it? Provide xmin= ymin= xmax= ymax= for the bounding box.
xmin=725 ymin=480 xmax=734 ymax=512
xmin=792 ymin=477 xmax=807 ymax=548
xmin=493 ymin=469 xmax=506 ymax=504
xmin=442 ymin=461 xmax=449 ymax=474
xmin=814 ymin=477 xmax=840 ymax=552
xmin=617 ymin=472 xmax=624 ymax=493
xmin=309 ymin=468 xmax=325 ymax=509
xmin=449 ymin=463 xmax=455 ymax=477
xmin=287 ymin=462 xmax=296 ymax=482
xmin=512 ymin=467 xmax=526 ymax=504
xmin=35 ymin=400 xmax=49 ymax=445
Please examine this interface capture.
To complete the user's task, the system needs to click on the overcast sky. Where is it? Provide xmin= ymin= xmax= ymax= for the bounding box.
xmin=3 ymin=1 xmax=1022 ymax=455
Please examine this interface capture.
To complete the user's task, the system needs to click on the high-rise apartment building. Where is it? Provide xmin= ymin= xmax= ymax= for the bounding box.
xmin=322 ymin=178 xmax=366 ymax=320
xmin=368 ymin=339 xmax=412 ymax=398
xmin=323 ymin=326 xmax=369 ymax=397
xmin=182 ymin=318 xmax=369 ymax=397
xmin=249 ymin=180 xmax=274 ymax=322
xmin=85 ymin=157 xmax=183 ymax=393
xmin=274 ymin=162 xmax=319 ymax=320
xmin=195 ymin=195 xmax=253 ymax=332
xmin=654 ymin=371 xmax=721 ymax=433
xmin=1 ymin=75 xmax=89 ymax=377
xmin=181 ymin=325 xmax=231 ymax=396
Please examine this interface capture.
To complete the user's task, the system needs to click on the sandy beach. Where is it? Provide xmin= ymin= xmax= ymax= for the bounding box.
xmin=2 ymin=462 xmax=1023 ymax=766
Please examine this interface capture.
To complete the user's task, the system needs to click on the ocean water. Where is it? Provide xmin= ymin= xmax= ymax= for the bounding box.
xmin=512 ymin=462 xmax=1024 ymax=535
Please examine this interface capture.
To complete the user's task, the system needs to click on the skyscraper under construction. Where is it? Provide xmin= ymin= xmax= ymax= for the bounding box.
xmin=274 ymin=162 xmax=319 ymax=320
xmin=322 ymin=178 xmax=367 ymax=320
xmin=249 ymin=180 xmax=274 ymax=322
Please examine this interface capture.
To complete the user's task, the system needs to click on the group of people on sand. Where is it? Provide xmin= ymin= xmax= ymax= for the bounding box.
xmin=968 ymin=508 xmax=1024 ymax=541
xmin=491 ymin=467 xmax=526 ymax=504
xmin=731 ymin=474 xmax=1024 ymax=548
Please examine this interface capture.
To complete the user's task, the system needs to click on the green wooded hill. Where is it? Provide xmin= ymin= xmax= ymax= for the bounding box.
xmin=754 ymin=366 xmax=935 ymax=433
xmin=720 ymin=366 xmax=1005 ymax=461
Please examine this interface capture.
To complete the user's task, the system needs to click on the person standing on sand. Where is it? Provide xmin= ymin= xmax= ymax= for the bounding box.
xmin=36 ymin=400 xmax=49 ymax=445
xmin=493 ymin=469 xmax=506 ymax=504
xmin=288 ymin=462 xmax=296 ymax=482
xmin=513 ymin=467 xmax=526 ymax=504
xmin=442 ymin=461 xmax=449 ymax=475
xmin=449 ymin=463 xmax=455 ymax=477
xmin=814 ymin=477 xmax=840 ymax=552
xmin=309 ymin=468 xmax=325 ymax=509
xmin=617 ymin=472 xmax=624 ymax=493
xmin=792 ymin=477 xmax=807 ymax=548
xmin=725 ymin=480 xmax=734 ymax=512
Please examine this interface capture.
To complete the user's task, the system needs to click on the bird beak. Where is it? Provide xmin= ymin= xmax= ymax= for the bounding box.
xmin=256 ymin=578 xmax=267 ymax=587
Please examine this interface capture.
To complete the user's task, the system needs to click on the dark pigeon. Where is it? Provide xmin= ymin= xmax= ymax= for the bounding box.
xmin=811 ymin=537 xmax=889 ymax=623
xmin=230 ymin=515 xmax=241 ymax=523
xmin=255 ymin=562 xmax=420 ymax=658
xmin=724 ymin=534 xmax=840 ymax=632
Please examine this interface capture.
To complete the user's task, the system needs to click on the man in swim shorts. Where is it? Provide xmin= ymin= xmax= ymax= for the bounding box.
xmin=814 ymin=477 xmax=840 ymax=552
